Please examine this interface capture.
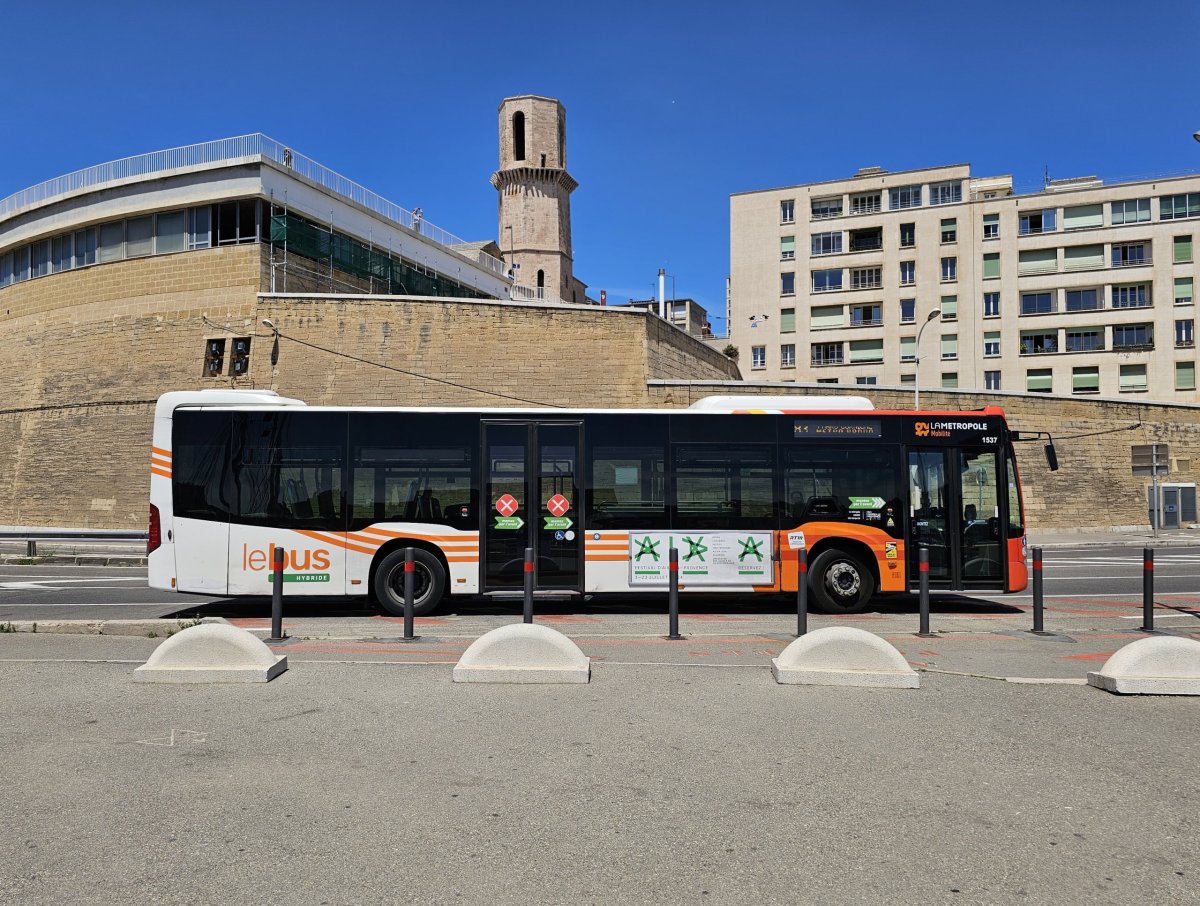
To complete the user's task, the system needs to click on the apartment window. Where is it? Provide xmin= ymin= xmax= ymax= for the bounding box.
xmin=0 ymin=251 xmax=11 ymax=287
xmin=1018 ymin=248 xmax=1057 ymax=275
xmin=1176 ymin=361 xmax=1196 ymax=391
xmin=900 ymin=298 xmax=916 ymax=323
xmin=973 ymin=252 xmax=998 ymax=284
xmin=930 ymin=181 xmax=963 ymax=206
xmin=1020 ymin=330 xmax=1058 ymax=354
xmin=11 ymin=245 xmax=30 ymax=282
xmin=75 ymin=227 xmax=97 ymax=266
xmin=1065 ymin=288 xmax=1101 ymax=312
xmin=899 ymin=261 xmax=915 ymax=286
xmin=889 ymin=185 xmax=922 ymax=210
xmin=899 ymin=222 xmax=915 ymax=248
xmin=1020 ymin=292 xmax=1055 ymax=315
xmin=50 ymin=234 xmax=73 ymax=273
xmin=856 ymin=376 xmax=878 ymax=386
xmin=1176 ymin=319 xmax=1194 ymax=348
xmin=850 ymin=303 xmax=882 ymax=326
xmin=900 ymin=336 xmax=916 ymax=362
xmin=780 ymin=236 xmax=795 ymax=260
xmin=940 ymin=295 xmax=957 ymax=321
xmin=811 ymin=197 xmax=842 ymax=219
xmin=1064 ymin=244 xmax=1104 ymax=270
xmin=983 ymin=292 xmax=1000 ymax=318
xmin=816 ymin=378 xmax=839 ymax=384
xmin=1062 ymin=204 xmax=1103 ymax=231
xmin=781 ymin=272 xmax=796 ymax=295
xmin=1119 ymin=363 xmax=1148 ymax=392
xmin=780 ymin=199 xmax=795 ymax=224
xmin=125 ymin=215 xmax=154 ymax=258
xmin=1111 ymin=198 xmax=1150 ymax=225
xmin=851 ymin=267 xmax=882 ymax=290
xmin=848 ymin=227 xmax=882 ymax=252
xmin=1175 ymin=235 xmax=1194 ymax=263
xmin=900 ymin=374 xmax=916 ymax=385
xmin=1072 ymin=366 xmax=1100 ymax=394
xmin=1026 ymin=368 xmax=1053 ymax=393
xmin=1113 ymin=324 xmax=1153 ymax=350
xmin=848 ymin=338 xmax=884 ymax=363
xmin=156 ymin=210 xmax=187 ymax=254
xmin=781 ymin=344 xmax=796 ymax=368
xmin=941 ymin=372 xmax=959 ymax=388
xmin=983 ymin=212 xmax=999 ymax=240
xmin=850 ymin=192 xmax=881 ymax=215
xmin=1065 ymin=328 xmax=1104 ymax=352
xmin=1112 ymin=242 xmax=1150 ymax=267
xmin=1176 ymin=277 xmax=1195 ymax=306
xmin=30 ymin=240 xmax=50 ymax=278
xmin=812 ymin=269 xmax=842 ymax=292
xmin=751 ymin=345 xmax=766 ymax=369
xmin=941 ymin=334 xmax=958 ymax=360
xmin=780 ymin=308 xmax=796 ymax=333
xmin=940 ymin=218 xmax=957 ymax=243
xmin=98 ymin=221 xmax=125 ymax=263
xmin=984 ymin=370 xmax=1001 ymax=390
xmin=1112 ymin=284 xmax=1150 ymax=308
xmin=1161 ymin=193 xmax=1200 ymax=221
xmin=811 ymin=231 xmax=843 ymax=256
xmin=940 ymin=257 xmax=957 ymax=282
xmin=811 ymin=305 xmax=844 ymax=329
xmin=188 ymin=206 xmax=212 ymax=250
xmin=1019 ymin=209 xmax=1056 ymax=235
xmin=984 ymin=331 xmax=1001 ymax=357
xmin=812 ymin=342 xmax=844 ymax=366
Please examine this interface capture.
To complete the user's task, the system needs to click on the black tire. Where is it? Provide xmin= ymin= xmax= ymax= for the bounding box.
xmin=373 ymin=548 xmax=446 ymax=617
xmin=809 ymin=548 xmax=876 ymax=614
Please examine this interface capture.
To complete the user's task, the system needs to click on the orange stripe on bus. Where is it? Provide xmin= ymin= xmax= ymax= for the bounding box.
xmin=150 ymin=467 xmax=172 ymax=478
xmin=151 ymin=447 xmax=172 ymax=459
xmin=585 ymin=555 xmax=630 ymax=561
xmin=585 ymin=544 xmax=628 ymax=551
xmin=445 ymin=556 xmax=479 ymax=563
xmin=358 ymin=527 xmax=479 ymax=543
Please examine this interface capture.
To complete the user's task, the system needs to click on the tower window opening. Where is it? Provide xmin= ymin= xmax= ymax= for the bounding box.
xmin=541 ymin=154 xmax=546 ymax=167
xmin=537 ymin=269 xmax=545 ymax=299
xmin=513 ymin=112 xmax=525 ymax=161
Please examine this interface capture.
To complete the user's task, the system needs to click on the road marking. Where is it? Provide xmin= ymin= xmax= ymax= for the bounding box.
xmin=138 ymin=729 xmax=207 ymax=747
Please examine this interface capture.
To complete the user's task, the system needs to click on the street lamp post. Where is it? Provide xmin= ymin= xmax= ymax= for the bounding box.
xmin=914 ymin=309 xmax=942 ymax=410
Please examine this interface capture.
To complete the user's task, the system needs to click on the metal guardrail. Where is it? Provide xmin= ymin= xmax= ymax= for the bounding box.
xmin=0 ymin=530 xmax=147 ymax=558
xmin=0 ymin=133 xmax=509 ymax=279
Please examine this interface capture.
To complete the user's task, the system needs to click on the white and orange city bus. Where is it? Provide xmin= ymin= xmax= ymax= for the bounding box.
xmin=148 ymin=390 xmax=1029 ymax=614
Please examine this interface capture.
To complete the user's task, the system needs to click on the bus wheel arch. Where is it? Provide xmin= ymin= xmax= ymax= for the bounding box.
xmin=806 ymin=541 xmax=878 ymax=614
xmin=370 ymin=541 xmax=448 ymax=617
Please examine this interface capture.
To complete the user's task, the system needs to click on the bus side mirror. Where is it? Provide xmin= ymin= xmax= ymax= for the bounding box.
xmin=1044 ymin=442 xmax=1059 ymax=472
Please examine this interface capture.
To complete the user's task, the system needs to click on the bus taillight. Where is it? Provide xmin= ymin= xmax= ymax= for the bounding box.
xmin=148 ymin=504 xmax=161 ymax=554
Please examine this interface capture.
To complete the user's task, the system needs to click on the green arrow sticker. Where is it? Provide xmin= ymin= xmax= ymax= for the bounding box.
xmin=494 ymin=516 xmax=525 ymax=530
xmin=848 ymin=496 xmax=885 ymax=510
xmin=543 ymin=516 xmax=573 ymax=530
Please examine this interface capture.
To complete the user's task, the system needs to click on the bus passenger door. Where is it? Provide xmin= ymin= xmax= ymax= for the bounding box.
xmin=481 ymin=421 xmax=582 ymax=593
xmin=906 ymin=449 xmax=956 ymax=584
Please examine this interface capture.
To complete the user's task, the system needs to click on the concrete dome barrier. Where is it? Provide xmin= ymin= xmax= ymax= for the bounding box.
xmin=772 ymin=626 xmax=919 ymax=688
xmin=1087 ymin=636 xmax=1200 ymax=695
xmin=453 ymin=624 xmax=590 ymax=684
xmin=134 ymin=624 xmax=287 ymax=683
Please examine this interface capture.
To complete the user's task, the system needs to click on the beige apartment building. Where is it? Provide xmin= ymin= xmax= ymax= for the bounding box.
xmin=729 ymin=164 xmax=1200 ymax=400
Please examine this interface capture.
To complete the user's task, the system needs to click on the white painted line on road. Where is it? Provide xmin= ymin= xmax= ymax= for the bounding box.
xmin=0 ymin=658 xmax=145 ymax=664
xmin=0 ymin=601 xmax=195 ymax=607
xmin=1005 ymin=677 xmax=1089 ymax=685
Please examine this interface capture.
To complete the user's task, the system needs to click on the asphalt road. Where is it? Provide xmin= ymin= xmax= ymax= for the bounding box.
xmin=1 ymin=544 xmax=1198 ymax=621
xmin=1 ymin=636 xmax=1197 ymax=906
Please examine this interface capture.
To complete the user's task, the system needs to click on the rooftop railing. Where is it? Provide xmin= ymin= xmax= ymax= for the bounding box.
xmin=0 ymin=133 xmax=508 ymax=278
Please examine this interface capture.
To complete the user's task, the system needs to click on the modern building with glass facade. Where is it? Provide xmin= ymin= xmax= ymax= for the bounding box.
xmin=729 ymin=164 xmax=1200 ymax=401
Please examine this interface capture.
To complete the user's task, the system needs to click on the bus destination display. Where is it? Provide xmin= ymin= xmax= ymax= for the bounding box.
xmin=794 ymin=419 xmax=882 ymax=439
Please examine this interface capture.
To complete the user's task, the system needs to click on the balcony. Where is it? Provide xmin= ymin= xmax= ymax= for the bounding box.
xmin=1111 ymin=253 xmax=1152 ymax=269
xmin=811 ymin=353 xmax=844 ymax=367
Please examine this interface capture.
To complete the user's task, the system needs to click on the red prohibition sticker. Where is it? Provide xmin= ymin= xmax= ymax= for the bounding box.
xmin=495 ymin=494 xmax=519 ymax=516
xmin=546 ymin=494 xmax=570 ymax=516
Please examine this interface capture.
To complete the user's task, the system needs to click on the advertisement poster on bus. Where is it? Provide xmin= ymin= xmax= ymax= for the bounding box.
xmin=628 ymin=531 xmax=774 ymax=586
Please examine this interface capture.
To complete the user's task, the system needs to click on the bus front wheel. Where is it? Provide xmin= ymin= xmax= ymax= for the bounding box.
xmin=373 ymin=548 xmax=446 ymax=617
xmin=809 ymin=549 xmax=875 ymax=614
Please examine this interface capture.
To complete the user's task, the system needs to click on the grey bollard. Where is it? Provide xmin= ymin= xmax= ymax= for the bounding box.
xmin=268 ymin=545 xmax=287 ymax=642
xmin=1032 ymin=546 xmax=1046 ymax=633
xmin=917 ymin=545 xmax=933 ymax=638
xmin=402 ymin=547 xmax=419 ymax=642
xmin=1141 ymin=547 xmax=1155 ymax=632
xmin=667 ymin=546 xmax=683 ymax=640
xmin=523 ymin=547 xmax=534 ymax=624
xmin=796 ymin=547 xmax=808 ymax=637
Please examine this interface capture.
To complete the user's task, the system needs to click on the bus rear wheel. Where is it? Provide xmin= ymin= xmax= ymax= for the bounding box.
xmin=373 ymin=548 xmax=446 ymax=617
xmin=809 ymin=549 xmax=875 ymax=614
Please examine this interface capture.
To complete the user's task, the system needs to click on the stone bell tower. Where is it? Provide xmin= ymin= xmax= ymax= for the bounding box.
xmin=491 ymin=96 xmax=578 ymax=303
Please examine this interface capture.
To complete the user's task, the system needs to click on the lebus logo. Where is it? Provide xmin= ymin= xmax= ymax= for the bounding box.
xmin=242 ymin=544 xmax=331 ymax=583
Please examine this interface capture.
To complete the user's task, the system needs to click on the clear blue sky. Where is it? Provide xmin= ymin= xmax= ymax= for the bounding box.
xmin=2 ymin=0 xmax=1197 ymax=334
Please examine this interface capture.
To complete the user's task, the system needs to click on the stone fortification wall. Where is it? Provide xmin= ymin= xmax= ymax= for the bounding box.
xmin=0 ymin=246 xmax=737 ymax=527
